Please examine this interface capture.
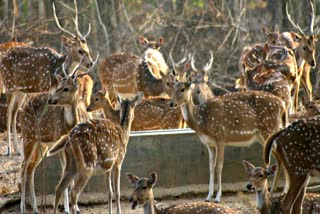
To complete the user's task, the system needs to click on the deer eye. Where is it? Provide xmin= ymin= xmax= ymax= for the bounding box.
xmin=95 ymin=98 xmax=99 ymax=101
xmin=303 ymin=46 xmax=307 ymax=51
xmin=180 ymin=88 xmax=185 ymax=93
xmin=259 ymin=174 xmax=264 ymax=178
xmin=63 ymin=88 xmax=69 ymax=92
xmin=78 ymin=49 xmax=84 ymax=55
xmin=166 ymin=82 xmax=170 ymax=86
xmin=142 ymin=186 xmax=147 ymax=190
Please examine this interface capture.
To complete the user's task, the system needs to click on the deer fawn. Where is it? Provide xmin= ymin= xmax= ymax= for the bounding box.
xmin=19 ymin=56 xmax=98 ymax=214
xmin=168 ymin=80 xmax=287 ymax=202
xmin=126 ymin=172 xmax=238 ymax=214
xmin=243 ymin=160 xmax=320 ymax=214
xmin=264 ymin=117 xmax=320 ymax=213
xmin=98 ymin=36 xmax=169 ymax=106
xmin=47 ymin=91 xmax=143 ymax=214
xmin=0 ymin=0 xmax=93 ymax=156
xmin=87 ymin=90 xmax=184 ymax=130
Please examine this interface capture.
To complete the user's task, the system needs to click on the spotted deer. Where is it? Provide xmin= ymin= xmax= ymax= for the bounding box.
xmin=98 ymin=36 xmax=169 ymax=106
xmin=87 ymin=90 xmax=184 ymax=130
xmin=126 ymin=172 xmax=238 ymax=214
xmin=168 ymin=81 xmax=287 ymax=202
xmin=19 ymin=57 xmax=98 ymax=214
xmin=242 ymin=160 xmax=320 ymax=214
xmin=264 ymin=2 xmax=319 ymax=105
xmin=264 ymin=117 xmax=320 ymax=213
xmin=169 ymin=50 xmax=190 ymax=81
xmin=0 ymin=0 xmax=93 ymax=156
xmin=289 ymin=99 xmax=320 ymax=122
xmin=47 ymin=92 xmax=143 ymax=214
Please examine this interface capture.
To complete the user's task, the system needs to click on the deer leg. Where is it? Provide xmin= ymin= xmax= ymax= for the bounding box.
xmin=292 ymin=176 xmax=309 ymax=214
xmin=106 ymin=171 xmax=113 ymax=214
xmin=282 ymin=175 xmax=308 ymax=214
xmin=54 ymin=154 xmax=77 ymax=214
xmin=12 ymin=92 xmax=26 ymax=155
xmin=214 ymin=144 xmax=224 ymax=203
xmin=70 ymin=170 xmax=92 ymax=214
xmin=6 ymin=92 xmax=16 ymax=156
xmin=59 ymin=152 xmax=72 ymax=214
xmin=113 ymin=165 xmax=122 ymax=214
xmin=20 ymin=141 xmax=38 ymax=214
xmin=205 ymin=145 xmax=216 ymax=201
xmin=29 ymin=144 xmax=48 ymax=214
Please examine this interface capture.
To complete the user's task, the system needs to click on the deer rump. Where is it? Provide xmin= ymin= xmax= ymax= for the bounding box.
xmin=0 ymin=46 xmax=65 ymax=93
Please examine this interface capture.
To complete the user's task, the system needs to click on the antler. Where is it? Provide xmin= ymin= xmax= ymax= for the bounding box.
xmin=72 ymin=54 xmax=99 ymax=78
xmin=310 ymin=1 xmax=315 ymax=34
xmin=72 ymin=0 xmax=91 ymax=40
xmin=203 ymin=51 xmax=214 ymax=73
xmin=191 ymin=53 xmax=198 ymax=72
xmin=286 ymin=3 xmax=305 ymax=36
xmin=52 ymin=3 xmax=76 ymax=38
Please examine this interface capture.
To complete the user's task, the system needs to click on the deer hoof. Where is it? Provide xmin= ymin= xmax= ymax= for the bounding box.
xmin=214 ymin=199 xmax=221 ymax=203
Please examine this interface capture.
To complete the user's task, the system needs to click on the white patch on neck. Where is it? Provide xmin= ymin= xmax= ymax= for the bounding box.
xmin=181 ymin=104 xmax=189 ymax=122
xmin=64 ymin=106 xmax=75 ymax=127
xmin=144 ymin=48 xmax=168 ymax=75
xmin=256 ymin=189 xmax=266 ymax=210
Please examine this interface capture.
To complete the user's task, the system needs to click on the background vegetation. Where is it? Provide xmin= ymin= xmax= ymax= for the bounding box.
xmin=0 ymin=0 xmax=320 ymax=94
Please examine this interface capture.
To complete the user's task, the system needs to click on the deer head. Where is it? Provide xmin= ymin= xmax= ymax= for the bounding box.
xmin=126 ymin=172 xmax=157 ymax=210
xmin=87 ymin=90 xmax=109 ymax=112
xmin=118 ymin=92 xmax=144 ymax=126
xmin=48 ymin=55 xmax=99 ymax=106
xmin=53 ymin=0 xmax=93 ymax=68
xmin=169 ymin=50 xmax=190 ymax=81
xmin=286 ymin=1 xmax=319 ymax=67
xmin=168 ymin=81 xmax=191 ymax=108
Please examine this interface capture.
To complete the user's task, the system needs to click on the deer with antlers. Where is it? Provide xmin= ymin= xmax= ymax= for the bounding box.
xmin=242 ymin=160 xmax=320 ymax=214
xmin=126 ymin=172 xmax=238 ymax=214
xmin=47 ymin=91 xmax=143 ymax=214
xmin=0 ymin=0 xmax=93 ymax=156
xmin=98 ymin=36 xmax=170 ymax=106
xmin=264 ymin=117 xmax=320 ymax=213
xmin=19 ymin=56 xmax=98 ymax=214
xmin=87 ymin=90 xmax=184 ymax=130
xmin=168 ymin=80 xmax=287 ymax=203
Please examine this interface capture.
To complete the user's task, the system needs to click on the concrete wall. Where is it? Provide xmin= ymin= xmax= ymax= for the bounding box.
xmin=35 ymin=129 xmax=265 ymax=194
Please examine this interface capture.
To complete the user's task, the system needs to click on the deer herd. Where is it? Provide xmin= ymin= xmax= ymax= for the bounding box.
xmin=1 ymin=1 xmax=320 ymax=214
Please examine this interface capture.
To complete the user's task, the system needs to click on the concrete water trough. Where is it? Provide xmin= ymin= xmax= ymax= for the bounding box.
xmin=34 ymin=128 xmax=266 ymax=194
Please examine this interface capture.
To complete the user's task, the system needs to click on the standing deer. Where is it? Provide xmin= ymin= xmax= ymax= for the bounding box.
xmin=242 ymin=160 xmax=320 ymax=214
xmin=98 ymin=36 xmax=169 ymax=105
xmin=47 ymin=91 xmax=143 ymax=214
xmin=264 ymin=117 xmax=320 ymax=213
xmin=126 ymin=172 xmax=238 ymax=214
xmin=0 ymin=0 xmax=93 ymax=156
xmin=87 ymin=90 xmax=184 ymax=130
xmin=19 ymin=57 xmax=98 ymax=214
xmin=168 ymin=81 xmax=287 ymax=202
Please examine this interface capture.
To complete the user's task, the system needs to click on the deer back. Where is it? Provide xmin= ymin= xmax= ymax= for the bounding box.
xmin=0 ymin=46 xmax=66 ymax=93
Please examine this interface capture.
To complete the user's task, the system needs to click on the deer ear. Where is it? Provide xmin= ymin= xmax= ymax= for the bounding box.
xmin=156 ymin=37 xmax=165 ymax=49
xmin=263 ymin=43 xmax=270 ymax=54
xmin=267 ymin=165 xmax=278 ymax=177
xmin=126 ymin=173 xmax=140 ymax=186
xmin=242 ymin=160 xmax=255 ymax=174
xmin=149 ymin=172 xmax=157 ymax=186
xmin=184 ymin=63 xmax=190 ymax=71
xmin=139 ymin=36 xmax=149 ymax=46
xmin=55 ymin=74 xmax=64 ymax=83
xmin=61 ymin=36 xmax=75 ymax=47
xmin=261 ymin=27 xmax=270 ymax=35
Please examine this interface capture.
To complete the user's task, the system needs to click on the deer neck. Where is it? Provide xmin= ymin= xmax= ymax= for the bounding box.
xmin=64 ymin=94 xmax=79 ymax=131
xmin=102 ymin=100 xmax=120 ymax=122
xmin=119 ymin=102 xmax=134 ymax=142
xmin=256 ymin=183 xmax=271 ymax=214
xmin=294 ymin=48 xmax=305 ymax=70
xmin=143 ymin=193 xmax=156 ymax=214
xmin=140 ymin=60 xmax=164 ymax=96
xmin=181 ymin=92 xmax=199 ymax=129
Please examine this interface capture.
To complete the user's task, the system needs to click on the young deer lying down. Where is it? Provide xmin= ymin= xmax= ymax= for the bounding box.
xmin=126 ymin=172 xmax=238 ymax=214
xmin=48 ymin=92 xmax=143 ymax=214
xmin=242 ymin=160 xmax=320 ymax=214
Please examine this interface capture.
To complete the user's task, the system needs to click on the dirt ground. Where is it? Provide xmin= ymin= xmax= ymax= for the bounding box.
xmin=1 ymin=192 xmax=258 ymax=214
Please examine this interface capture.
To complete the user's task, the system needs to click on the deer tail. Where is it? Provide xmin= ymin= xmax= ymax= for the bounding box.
xmin=47 ymin=134 xmax=69 ymax=157
xmin=264 ymin=129 xmax=284 ymax=166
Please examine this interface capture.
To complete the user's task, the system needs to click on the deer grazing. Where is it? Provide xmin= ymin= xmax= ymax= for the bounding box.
xmin=98 ymin=36 xmax=169 ymax=106
xmin=0 ymin=0 xmax=93 ymax=156
xmin=47 ymin=91 xmax=143 ymax=214
xmin=87 ymin=90 xmax=184 ymax=130
xmin=242 ymin=160 xmax=320 ymax=214
xmin=19 ymin=57 xmax=98 ymax=214
xmin=126 ymin=172 xmax=238 ymax=214
xmin=168 ymin=80 xmax=287 ymax=202
xmin=264 ymin=117 xmax=320 ymax=213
